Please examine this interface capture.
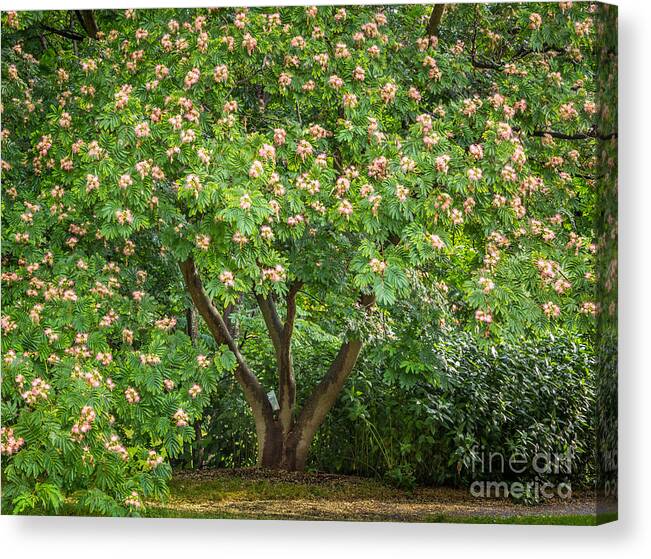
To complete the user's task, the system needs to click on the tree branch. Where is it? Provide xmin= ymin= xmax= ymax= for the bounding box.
xmin=256 ymin=294 xmax=283 ymax=355
xmin=256 ymin=282 xmax=303 ymax=438
xmin=40 ymin=24 xmax=85 ymax=42
xmin=427 ymin=4 xmax=446 ymax=36
xmin=526 ymin=127 xmax=617 ymax=141
xmin=287 ymin=292 xmax=375 ymax=468
xmin=283 ymin=281 xmax=303 ymax=342
xmin=180 ymin=258 xmax=267 ymax=405
xmin=75 ymin=10 xmax=99 ymax=39
xmin=471 ymin=43 xmax=575 ymax=71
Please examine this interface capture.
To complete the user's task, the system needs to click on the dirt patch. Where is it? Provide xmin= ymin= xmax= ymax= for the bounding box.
xmin=148 ymin=468 xmax=605 ymax=522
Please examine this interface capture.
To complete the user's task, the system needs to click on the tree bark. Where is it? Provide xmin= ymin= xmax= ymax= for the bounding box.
xmin=427 ymin=4 xmax=446 ymax=37
xmin=75 ymin=10 xmax=99 ymax=39
xmin=284 ymin=339 xmax=365 ymax=470
xmin=284 ymin=293 xmax=375 ymax=470
xmin=193 ymin=419 xmax=205 ymax=468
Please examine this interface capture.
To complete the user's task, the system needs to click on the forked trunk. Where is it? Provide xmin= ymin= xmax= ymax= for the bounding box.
xmin=181 ymin=258 xmax=375 ymax=473
xmin=254 ymin=337 xmax=369 ymax=471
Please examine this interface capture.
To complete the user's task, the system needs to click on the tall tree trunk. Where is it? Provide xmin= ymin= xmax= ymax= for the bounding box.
xmin=181 ymin=259 xmax=277 ymax=467
xmin=193 ymin=419 xmax=205 ymax=468
xmin=255 ymin=294 xmax=374 ymax=471
xmin=251 ymin=338 xmax=366 ymax=470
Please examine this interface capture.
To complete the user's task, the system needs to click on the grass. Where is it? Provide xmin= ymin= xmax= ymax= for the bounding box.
xmin=425 ymin=512 xmax=618 ymax=526
xmin=162 ymin=473 xmax=396 ymax=502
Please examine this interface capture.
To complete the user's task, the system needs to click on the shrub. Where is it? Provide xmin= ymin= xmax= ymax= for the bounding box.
xmin=311 ymin=332 xmax=595 ymax=488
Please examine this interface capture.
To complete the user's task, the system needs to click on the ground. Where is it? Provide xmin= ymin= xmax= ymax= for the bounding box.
xmin=145 ymin=469 xmax=617 ymax=525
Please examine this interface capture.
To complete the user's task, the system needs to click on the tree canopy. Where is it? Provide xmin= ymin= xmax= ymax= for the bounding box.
xmin=1 ymin=3 xmax=614 ymax=515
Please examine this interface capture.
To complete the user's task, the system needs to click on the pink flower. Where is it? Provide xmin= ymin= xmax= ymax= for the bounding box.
xmin=542 ymin=301 xmax=561 ymax=318
xmin=343 ymin=93 xmax=358 ymax=108
xmin=479 ymin=277 xmax=495 ymax=293
xmin=147 ymin=450 xmax=163 ymax=469
xmin=197 ymin=355 xmax=209 ymax=368
xmin=1 ymin=427 xmax=25 ymax=456
xmin=219 ymin=271 xmax=235 ymax=287
xmin=195 ymin=234 xmax=211 ymax=251
xmin=369 ymin=258 xmax=387 ymax=274
xmin=279 ymin=72 xmax=292 ymax=87
xmin=408 ymin=87 xmax=422 ymax=101
xmin=189 ymin=384 xmax=202 ymax=398
xmin=380 ymin=82 xmax=397 ymax=103
xmin=291 ymin=36 xmax=306 ymax=49
xmin=262 ymin=265 xmax=286 ymax=283
xmin=242 ymin=33 xmax=257 ymax=55
xmin=124 ymin=491 xmax=141 ymax=508
xmin=174 ymin=409 xmax=189 ymax=427
xmin=338 ymin=199 xmax=353 ymax=218
xmin=273 ymin=128 xmax=287 ymax=146
xmin=435 ymin=155 xmax=451 ymax=174
xmin=59 ymin=112 xmax=72 ymax=128
xmin=580 ymin=302 xmax=597 ymax=315
xmin=258 ymin=144 xmax=276 ymax=160
xmin=296 ymin=140 xmax=313 ymax=161
xmin=134 ymin=122 xmax=150 ymax=137
xmin=249 ymin=160 xmax=264 ymax=178
xmin=475 ymin=310 xmax=493 ymax=324
xmin=328 ymin=75 xmax=344 ymax=89
xmin=529 ymin=13 xmax=542 ymax=30
xmin=467 ymin=168 xmax=483 ymax=181
xmin=184 ymin=68 xmax=200 ymax=89
xmin=240 ymin=193 xmax=252 ymax=210
xmin=395 ymin=184 xmax=410 ymax=202
xmin=368 ymin=156 xmax=388 ymax=179
xmin=125 ymin=387 xmax=140 ymax=404
xmin=213 ymin=64 xmax=229 ymax=83
xmin=469 ymin=144 xmax=484 ymax=160
xmin=559 ymin=103 xmax=578 ymax=120
xmin=119 ymin=174 xmax=133 ymax=190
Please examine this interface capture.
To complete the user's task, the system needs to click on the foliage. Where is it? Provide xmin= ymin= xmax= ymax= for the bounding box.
xmin=0 ymin=249 xmax=232 ymax=514
xmin=326 ymin=331 xmax=595 ymax=488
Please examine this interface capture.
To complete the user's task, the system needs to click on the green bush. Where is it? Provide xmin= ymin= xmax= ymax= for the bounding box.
xmin=311 ymin=332 xmax=595 ymax=488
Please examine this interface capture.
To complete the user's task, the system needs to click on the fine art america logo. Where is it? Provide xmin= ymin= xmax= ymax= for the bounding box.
xmin=468 ymin=446 xmax=574 ymax=500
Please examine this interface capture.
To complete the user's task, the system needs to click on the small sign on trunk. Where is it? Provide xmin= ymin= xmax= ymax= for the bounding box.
xmin=267 ymin=390 xmax=280 ymax=412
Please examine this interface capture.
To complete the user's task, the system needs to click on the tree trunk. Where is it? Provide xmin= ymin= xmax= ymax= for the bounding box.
xmin=193 ymin=419 xmax=204 ymax=469
xmin=180 ymin=257 xmax=375 ymax=472
xmin=255 ymin=419 xmax=301 ymax=470
xmin=75 ymin=10 xmax=99 ymax=39
xmin=253 ymin=334 xmax=370 ymax=470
